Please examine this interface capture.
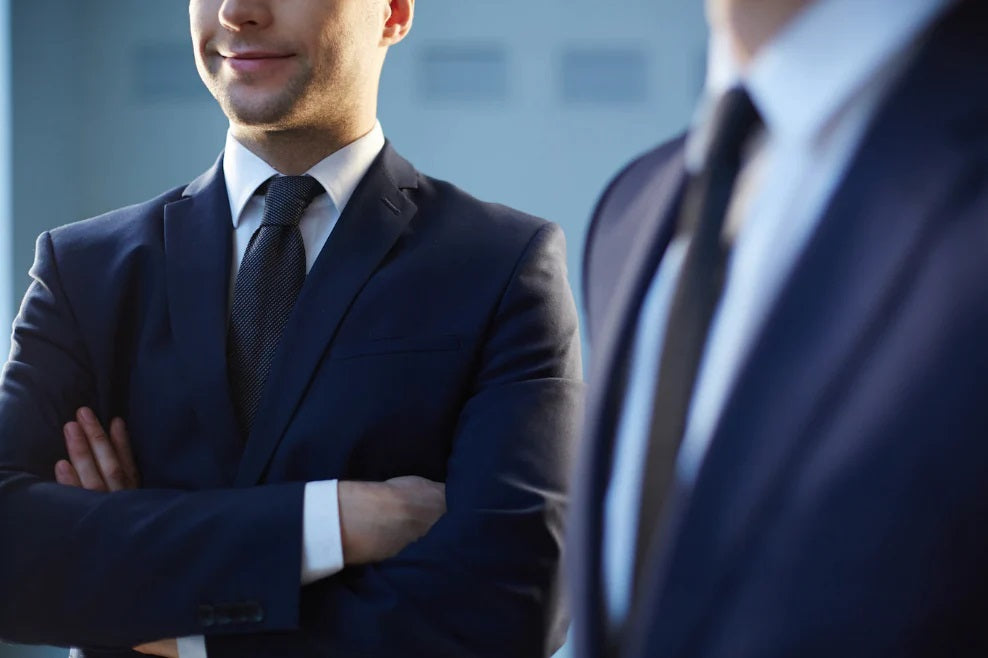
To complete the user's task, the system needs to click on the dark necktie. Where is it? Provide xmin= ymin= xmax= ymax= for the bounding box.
xmin=228 ymin=175 xmax=325 ymax=435
xmin=633 ymin=88 xmax=762 ymax=591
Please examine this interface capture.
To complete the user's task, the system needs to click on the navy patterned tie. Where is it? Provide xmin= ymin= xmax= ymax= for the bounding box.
xmin=228 ymin=175 xmax=325 ymax=435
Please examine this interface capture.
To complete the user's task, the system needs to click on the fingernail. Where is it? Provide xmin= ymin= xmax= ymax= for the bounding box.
xmin=79 ymin=407 xmax=96 ymax=423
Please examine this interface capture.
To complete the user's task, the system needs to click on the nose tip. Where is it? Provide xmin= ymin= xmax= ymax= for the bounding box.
xmin=218 ymin=0 xmax=273 ymax=31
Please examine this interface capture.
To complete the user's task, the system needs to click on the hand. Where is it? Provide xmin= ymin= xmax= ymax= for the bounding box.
xmin=339 ymin=476 xmax=446 ymax=565
xmin=55 ymin=411 xmax=178 ymax=655
xmin=54 ymin=407 xmax=140 ymax=491
xmin=135 ymin=639 xmax=178 ymax=658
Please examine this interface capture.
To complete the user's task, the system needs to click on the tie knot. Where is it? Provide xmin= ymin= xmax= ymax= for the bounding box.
xmin=261 ymin=175 xmax=326 ymax=227
xmin=706 ymin=87 xmax=762 ymax=169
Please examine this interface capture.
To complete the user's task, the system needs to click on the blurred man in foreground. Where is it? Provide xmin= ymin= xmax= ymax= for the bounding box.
xmin=572 ymin=0 xmax=988 ymax=656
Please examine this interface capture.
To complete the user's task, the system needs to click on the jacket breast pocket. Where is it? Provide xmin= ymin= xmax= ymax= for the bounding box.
xmin=328 ymin=334 xmax=462 ymax=360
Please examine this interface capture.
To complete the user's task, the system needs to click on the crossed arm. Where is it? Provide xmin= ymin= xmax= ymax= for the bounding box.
xmin=56 ymin=408 xmax=445 ymax=568
xmin=55 ymin=408 xmax=446 ymax=657
xmin=0 ymin=224 xmax=582 ymax=656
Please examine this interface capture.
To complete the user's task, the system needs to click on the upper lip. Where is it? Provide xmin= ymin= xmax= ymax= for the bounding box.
xmin=221 ymin=50 xmax=293 ymax=59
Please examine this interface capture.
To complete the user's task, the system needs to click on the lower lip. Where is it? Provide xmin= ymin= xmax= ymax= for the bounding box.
xmin=224 ymin=56 xmax=293 ymax=74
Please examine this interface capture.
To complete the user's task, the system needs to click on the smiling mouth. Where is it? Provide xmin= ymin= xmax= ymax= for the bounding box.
xmin=223 ymin=51 xmax=294 ymax=60
xmin=219 ymin=52 xmax=296 ymax=74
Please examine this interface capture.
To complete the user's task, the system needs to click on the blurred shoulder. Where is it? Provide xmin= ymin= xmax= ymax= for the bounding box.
xmin=580 ymin=135 xmax=687 ymax=337
xmin=586 ymin=135 xmax=687 ymax=249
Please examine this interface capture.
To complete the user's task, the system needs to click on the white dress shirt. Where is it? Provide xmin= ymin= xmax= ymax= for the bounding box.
xmin=603 ymin=0 xmax=955 ymax=626
xmin=178 ymin=122 xmax=386 ymax=658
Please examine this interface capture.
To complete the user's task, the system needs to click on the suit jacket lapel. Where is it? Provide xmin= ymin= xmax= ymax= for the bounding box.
xmin=629 ymin=3 xmax=988 ymax=655
xmin=234 ymin=144 xmax=419 ymax=486
xmin=163 ymin=158 xmax=244 ymax=479
xmin=570 ymin=144 xmax=687 ymax=658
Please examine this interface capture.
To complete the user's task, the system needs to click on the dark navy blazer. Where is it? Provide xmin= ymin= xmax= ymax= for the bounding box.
xmin=571 ymin=2 xmax=988 ymax=657
xmin=0 ymin=143 xmax=583 ymax=657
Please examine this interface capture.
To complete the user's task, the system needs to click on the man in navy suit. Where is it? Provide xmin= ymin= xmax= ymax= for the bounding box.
xmin=0 ymin=1 xmax=581 ymax=657
xmin=572 ymin=0 xmax=988 ymax=656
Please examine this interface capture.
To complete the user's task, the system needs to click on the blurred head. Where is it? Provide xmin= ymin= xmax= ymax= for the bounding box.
xmin=190 ymin=0 xmax=414 ymax=133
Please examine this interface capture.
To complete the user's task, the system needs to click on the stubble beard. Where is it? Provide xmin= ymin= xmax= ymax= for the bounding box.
xmin=210 ymin=61 xmax=317 ymax=130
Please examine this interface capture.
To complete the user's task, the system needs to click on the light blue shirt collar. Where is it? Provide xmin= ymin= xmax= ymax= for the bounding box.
xmin=688 ymin=0 xmax=954 ymax=169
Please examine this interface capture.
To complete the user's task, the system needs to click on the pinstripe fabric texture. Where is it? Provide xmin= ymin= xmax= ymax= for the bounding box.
xmin=228 ymin=175 xmax=326 ymax=436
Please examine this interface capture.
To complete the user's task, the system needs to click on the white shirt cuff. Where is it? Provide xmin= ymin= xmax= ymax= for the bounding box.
xmin=175 ymin=483 xmax=341 ymax=658
xmin=177 ymin=636 xmax=208 ymax=658
xmin=301 ymin=479 xmax=345 ymax=584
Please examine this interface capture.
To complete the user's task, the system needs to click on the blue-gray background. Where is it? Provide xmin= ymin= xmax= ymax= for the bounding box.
xmin=0 ymin=1 xmax=706 ymax=656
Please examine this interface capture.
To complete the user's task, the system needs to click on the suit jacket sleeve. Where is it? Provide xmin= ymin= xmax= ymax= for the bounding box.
xmin=205 ymin=223 xmax=584 ymax=658
xmin=0 ymin=233 xmax=308 ymax=649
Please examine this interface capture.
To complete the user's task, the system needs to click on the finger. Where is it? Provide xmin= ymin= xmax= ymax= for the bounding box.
xmin=77 ymin=407 xmax=128 ymax=492
xmin=64 ymin=421 xmax=107 ymax=492
xmin=54 ymin=459 xmax=83 ymax=487
xmin=109 ymin=417 xmax=140 ymax=488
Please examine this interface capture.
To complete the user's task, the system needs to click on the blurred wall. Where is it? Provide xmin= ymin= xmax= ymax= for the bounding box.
xmin=1 ymin=1 xmax=706 ymax=657
xmin=0 ymin=0 xmax=10 ymax=360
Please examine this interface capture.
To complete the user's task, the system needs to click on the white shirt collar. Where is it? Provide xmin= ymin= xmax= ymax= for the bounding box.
xmin=223 ymin=121 xmax=386 ymax=228
xmin=688 ymin=0 xmax=953 ymax=168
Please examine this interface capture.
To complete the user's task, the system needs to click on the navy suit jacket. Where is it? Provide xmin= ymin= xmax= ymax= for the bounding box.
xmin=571 ymin=2 xmax=988 ymax=657
xmin=0 ymin=143 xmax=583 ymax=657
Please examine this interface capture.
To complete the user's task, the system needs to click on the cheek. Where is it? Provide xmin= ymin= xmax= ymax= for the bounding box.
xmin=331 ymin=22 xmax=374 ymax=67
xmin=188 ymin=0 xmax=217 ymax=45
xmin=188 ymin=0 xmax=206 ymax=33
xmin=327 ymin=4 xmax=381 ymax=53
xmin=188 ymin=4 xmax=219 ymax=75
xmin=309 ymin=28 xmax=348 ymax=72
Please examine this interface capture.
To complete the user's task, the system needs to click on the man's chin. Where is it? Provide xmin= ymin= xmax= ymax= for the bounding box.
xmin=226 ymin=110 xmax=298 ymax=132
xmin=219 ymin=92 xmax=299 ymax=130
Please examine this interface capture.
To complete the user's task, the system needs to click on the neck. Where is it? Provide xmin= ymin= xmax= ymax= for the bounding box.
xmin=708 ymin=0 xmax=812 ymax=67
xmin=230 ymin=116 xmax=376 ymax=175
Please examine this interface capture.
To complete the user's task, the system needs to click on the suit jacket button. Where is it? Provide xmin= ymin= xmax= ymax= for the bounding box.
xmin=198 ymin=604 xmax=216 ymax=628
